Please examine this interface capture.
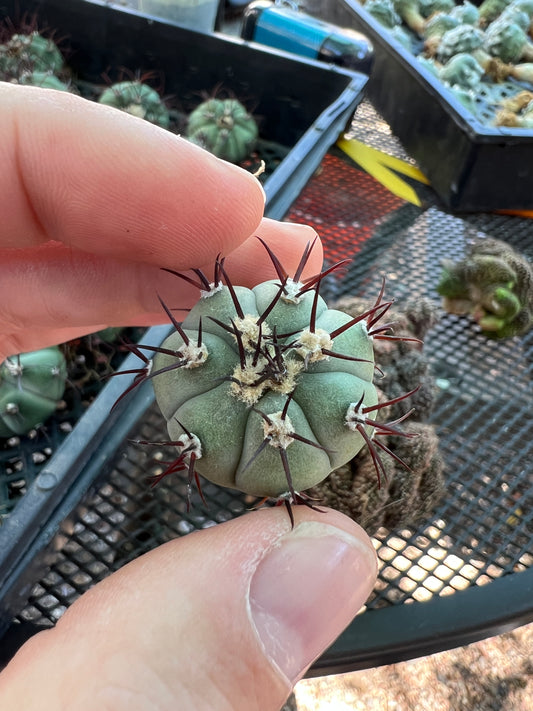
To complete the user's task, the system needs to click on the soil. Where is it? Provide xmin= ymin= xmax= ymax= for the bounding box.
xmin=293 ymin=622 xmax=533 ymax=710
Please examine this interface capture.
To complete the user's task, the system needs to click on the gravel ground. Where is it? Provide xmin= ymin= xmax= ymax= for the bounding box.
xmin=294 ymin=622 xmax=533 ymax=711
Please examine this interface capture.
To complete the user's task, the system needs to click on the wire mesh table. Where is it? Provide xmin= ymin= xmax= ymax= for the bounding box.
xmin=1 ymin=101 xmax=532 ymax=674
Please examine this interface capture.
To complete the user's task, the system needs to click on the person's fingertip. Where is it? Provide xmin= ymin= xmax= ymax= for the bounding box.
xmin=248 ymin=511 xmax=377 ymax=686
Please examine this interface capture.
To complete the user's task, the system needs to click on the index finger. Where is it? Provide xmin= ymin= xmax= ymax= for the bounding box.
xmin=0 ymin=83 xmax=266 ymax=268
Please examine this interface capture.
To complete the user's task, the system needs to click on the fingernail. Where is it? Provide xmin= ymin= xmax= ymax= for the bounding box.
xmin=248 ymin=521 xmax=377 ymax=685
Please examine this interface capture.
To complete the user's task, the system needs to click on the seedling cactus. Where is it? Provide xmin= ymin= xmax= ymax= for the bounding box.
xmin=0 ymin=347 xmax=67 ymax=438
xmin=186 ymin=97 xmax=259 ymax=164
xmin=0 ymin=31 xmax=64 ymax=80
xmin=98 ymin=80 xmax=170 ymax=128
xmin=116 ymin=241 xmax=416 ymax=523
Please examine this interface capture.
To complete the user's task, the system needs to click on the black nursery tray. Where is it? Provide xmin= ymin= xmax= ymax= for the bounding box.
xmin=322 ymin=0 xmax=533 ymax=212
xmin=0 ymin=0 xmax=367 ymax=219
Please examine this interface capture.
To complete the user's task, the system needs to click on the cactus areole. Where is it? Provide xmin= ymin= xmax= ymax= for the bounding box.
xmin=119 ymin=240 xmax=416 ymax=521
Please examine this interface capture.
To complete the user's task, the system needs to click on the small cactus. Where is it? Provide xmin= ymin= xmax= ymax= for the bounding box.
xmin=437 ymin=238 xmax=533 ymax=338
xmin=478 ymin=0 xmax=513 ymax=27
xmin=117 ymin=241 xmax=417 ymax=522
xmin=484 ymin=17 xmax=533 ymax=62
xmin=0 ymin=347 xmax=67 ymax=438
xmin=436 ymin=24 xmax=486 ymax=63
xmin=364 ymin=0 xmax=402 ymax=28
xmin=449 ymin=2 xmax=480 ymax=26
xmin=98 ymin=81 xmax=170 ymax=128
xmin=186 ymin=97 xmax=259 ymax=164
xmin=0 ymin=32 xmax=64 ymax=80
xmin=18 ymin=70 xmax=71 ymax=91
xmin=439 ymin=52 xmax=485 ymax=89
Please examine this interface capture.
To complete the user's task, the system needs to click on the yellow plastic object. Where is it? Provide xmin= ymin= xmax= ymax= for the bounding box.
xmin=337 ymin=137 xmax=430 ymax=207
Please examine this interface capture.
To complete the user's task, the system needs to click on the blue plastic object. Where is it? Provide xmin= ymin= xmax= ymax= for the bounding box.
xmin=241 ymin=0 xmax=373 ymax=74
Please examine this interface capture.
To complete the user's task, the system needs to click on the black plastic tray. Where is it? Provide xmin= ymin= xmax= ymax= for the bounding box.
xmin=314 ymin=0 xmax=533 ymax=212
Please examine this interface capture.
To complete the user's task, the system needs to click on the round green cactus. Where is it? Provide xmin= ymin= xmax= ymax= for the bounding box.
xmin=18 ymin=70 xmax=71 ymax=91
xmin=436 ymin=24 xmax=486 ymax=63
xmin=449 ymin=2 xmax=480 ymax=26
xmin=423 ymin=13 xmax=460 ymax=40
xmin=478 ymin=0 xmax=513 ymax=26
xmin=0 ymin=347 xmax=67 ymax=438
xmin=484 ymin=17 xmax=531 ymax=62
xmin=437 ymin=238 xmax=533 ymax=338
xmin=119 ymin=242 xmax=416 ymax=519
xmin=0 ymin=32 xmax=64 ymax=80
xmin=186 ymin=98 xmax=258 ymax=164
xmin=419 ymin=0 xmax=455 ymax=18
xmin=98 ymin=81 xmax=170 ymax=128
xmin=364 ymin=0 xmax=401 ymax=28
xmin=439 ymin=52 xmax=485 ymax=89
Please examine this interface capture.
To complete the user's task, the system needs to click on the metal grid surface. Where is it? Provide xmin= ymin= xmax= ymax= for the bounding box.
xmin=9 ymin=102 xmax=533 ymax=668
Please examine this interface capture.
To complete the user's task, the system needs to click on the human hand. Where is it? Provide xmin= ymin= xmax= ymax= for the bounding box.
xmin=0 ymin=82 xmax=322 ymax=359
xmin=0 ymin=83 xmax=378 ymax=710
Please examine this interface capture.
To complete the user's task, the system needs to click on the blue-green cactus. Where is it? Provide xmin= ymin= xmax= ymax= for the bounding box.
xmin=98 ymin=81 xmax=170 ymax=128
xmin=18 ymin=70 xmax=71 ymax=91
xmin=449 ymin=1 xmax=480 ymax=25
xmin=439 ymin=52 xmax=485 ymax=89
xmin=0 ymin=32 xmax=64 ymax=80
xmin=186 ymin=98 xmax=259 ymax=164
xmin=119 ymin=242 xmax=416 ymax=520
xmin=364 ymin=0 xmax=401 ymax=28
xmin=0 ymin=347 xmax=67 ymax=437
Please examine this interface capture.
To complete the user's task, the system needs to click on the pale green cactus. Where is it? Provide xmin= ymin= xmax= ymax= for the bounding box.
xmin=484 ymin=17 xmax=533 ymax=62
xmin=120 ymin=242 xmax=416 ymax=521
xmin=449 ymin=2 xmax=480 ymax=26
xmin=186 ymin=98 xmax=259 ymax=164
xmin=0 ymin=347 xmax=67 ymax=438
xmin=98 ymin=81 xmax=170 ymax=128
xmin=364 ymin=0 xmax=401 ymax=28
xmin=439 ymin=52 xmax=485 ymax=89
xmin=0 ymin=32 xmax=64 ymax=80
xmin=436 ymin=24 xmax=486 ymax=63
xmin=18 ymin=70 xmax=71 ymax=91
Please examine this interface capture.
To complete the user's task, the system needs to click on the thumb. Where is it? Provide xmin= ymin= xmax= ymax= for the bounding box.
xmin=0 ymin=506 xmax=377 ymax=711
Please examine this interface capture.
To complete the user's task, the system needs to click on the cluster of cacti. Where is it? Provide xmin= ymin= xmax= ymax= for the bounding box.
xmin=308 ymin=296 xmax=444 ymax=535
xmin=363 ymin=0 xmax=533 ymax=124
xmin=185 ymin=97 xmax=259 ymax=164
xmin=0 ymin=347 xmax=67 ymax=438
xmin=117 ymin=242 xmax=418 ymax=522
xmin=437 ymin=238 xmax=533 ymax=338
